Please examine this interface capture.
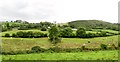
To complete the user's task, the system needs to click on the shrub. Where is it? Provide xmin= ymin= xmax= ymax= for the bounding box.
xmin=100 ymin=31 xmax=107 ymax=37
xmin=31 ymin=46 xmax=45 ymax=53
xmin=26 ymin=31 xmax=33 ymax=38
xmin=12 ymin=33 xmax=16 ymax=37
xmin=16 ymin=31 xmax=24 ymax=38
xmin=100 ymin=44 xmax=108 ymax=50
xmin=81 ymin=45 xmax=86 ymax=50
xmin=85 ymin=33 xmax=95 ymax=38
xmin=49 ymin=46 xmax=61 ymax=52
xmin=60 ymin=27 xmax=74 ymax=38
xmin=88 ymin=41 xmax=90 ymax=43
xmin=5 ymin=33 xmax=10 ymax=37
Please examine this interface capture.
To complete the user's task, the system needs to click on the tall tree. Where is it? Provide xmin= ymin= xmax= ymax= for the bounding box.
xmin=48 ymin=25 xmax=61 ymax=44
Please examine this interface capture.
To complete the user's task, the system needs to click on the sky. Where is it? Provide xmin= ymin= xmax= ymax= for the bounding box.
xmin=0 ymin=0 xmax=119 ymax=23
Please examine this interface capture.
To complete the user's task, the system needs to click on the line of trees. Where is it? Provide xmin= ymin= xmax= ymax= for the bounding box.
xmin=4 ymin=28 xmax=119 ymax=38
xmin=5 ymin=31 xmax=47 ymax=38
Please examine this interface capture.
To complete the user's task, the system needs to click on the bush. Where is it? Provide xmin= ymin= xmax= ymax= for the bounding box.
xmin=12 ymin=33 xmax=16 ymax=37
xmin=88 ymin=41 xmax=90 ymax=43
xmin=26 ymin=31 xmax=33 ymax=38
xmin=33 ymin=32 xmax=45 ymax=38
xmin=31 ymin=46 xmax=45 ymax=53
xmin=16 ymin=31 xmax=24 ymax=38
xmin=49 ymin=46 xmax=61 ymax=52
xmin=100 ymin=44 xmax=108 ymax=50
xmin=81 ymin=45 xmax=86 ymax=50
xmin=100 ymin=31 xmax=107 ymax=37
xmin=76 ymin=27 xmax=86 ymax=38
xmin=5 ymin=33 xmax=10 ymax=37
xmin=60 ymin=27 xmax=74 ymax=38
xmin=85 ymin=33 xmax=95 ymax=38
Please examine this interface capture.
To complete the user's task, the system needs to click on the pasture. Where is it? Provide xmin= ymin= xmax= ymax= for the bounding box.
xmin=1 ymin=29 xmax=119 ymax=60
xmin=2 ymin=35 xmax=118 ymax=52
xmin=2 ymin=50 xmax=118 ymax=60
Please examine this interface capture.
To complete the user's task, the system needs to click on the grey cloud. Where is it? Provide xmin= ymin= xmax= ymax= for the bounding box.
xmin=0 ymin=0 xmax=54 ymax=21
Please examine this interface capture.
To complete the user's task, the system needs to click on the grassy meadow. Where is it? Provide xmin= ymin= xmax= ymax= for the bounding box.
xmin=2 ymin=50 xmax=118 ymax=60
xmin=2 ymin=35 xmax=118 ymax=52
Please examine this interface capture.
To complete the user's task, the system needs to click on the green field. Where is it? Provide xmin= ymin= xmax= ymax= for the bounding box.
xmin=92 ymin=29 xmax=118 ymax=34
xmin=2 ymin=35 xmax=118 ymax=52
xmin=1 ymin=29 xmax=119 ymax=60
xmin=2 ymin=50 xmax=118 ymax=60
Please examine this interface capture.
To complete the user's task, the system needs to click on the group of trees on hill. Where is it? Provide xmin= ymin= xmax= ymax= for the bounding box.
xmin=68 ymin=20 xmax=119 ymax=31
xmin=1 ymin=20 xmax=53 ymax=32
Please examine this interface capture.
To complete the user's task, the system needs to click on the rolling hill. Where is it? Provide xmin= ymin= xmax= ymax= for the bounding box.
xmin=68 ymin=20 xmax=118 ymax=30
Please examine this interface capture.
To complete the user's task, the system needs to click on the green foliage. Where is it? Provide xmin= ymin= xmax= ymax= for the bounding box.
xmin=100 ymin=31 xmax=107 ymax=36
xmin=31 ymin=46 xmax=45 ymax=53
xmin=85 ymin=33 xmax=95 ymax=38
xmin=60 ymin=27 xmax=75 ymax=38
xmin=48 ymin=25 xmax=61 ymax=44
xmin=5 ymin=33 xmax=10 ymax=37
xmin=15 ymin=31 xmax=47 ymax=38
xmin=100 ymin=44 xmax=108 ymax=50
xmin=76 ymin=27 xmax=86 ymax=38
xmin=48 ymin=46 xmax=61 ymax=52
xmin=26 ymin=31 xmax=33 ymax=38
xmin=16 ymin=31 xmax=24 ymax=38
xmin=1 ymin=25 xmax=8 ymax=32
xmin=2 ymin=50 xmax=118 ymax=60
xmin=12 ymin=33 xmax=16 ymax=37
